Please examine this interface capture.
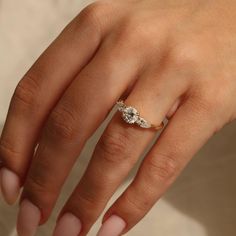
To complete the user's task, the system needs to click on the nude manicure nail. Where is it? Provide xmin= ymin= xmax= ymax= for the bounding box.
xmin=97 ymin=215 xmax=126 ymax=236
xmin=53 ymin=213 xmax=82 ymax=236
xmin=0 ymin=167 xmax=21 ymax=205
xmin=17 ymin=200 xmax=41 ymax=236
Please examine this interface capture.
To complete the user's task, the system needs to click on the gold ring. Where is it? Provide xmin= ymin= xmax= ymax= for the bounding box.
xmin=116 ymin=100 xmax=165 ymax=131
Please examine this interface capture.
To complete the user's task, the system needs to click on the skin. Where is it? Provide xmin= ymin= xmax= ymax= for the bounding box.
xmin=1 ymin=0 xmax=236 ymax=235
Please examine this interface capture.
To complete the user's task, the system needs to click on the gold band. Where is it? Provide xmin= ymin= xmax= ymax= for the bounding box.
xmin=150 ymin=121 xmax=165 ymax=131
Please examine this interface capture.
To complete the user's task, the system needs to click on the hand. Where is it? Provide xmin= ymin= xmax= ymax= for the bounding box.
xmin=1 ymin=0 xmax=236 ymax=235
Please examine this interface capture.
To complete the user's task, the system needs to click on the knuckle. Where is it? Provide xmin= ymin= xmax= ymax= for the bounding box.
xmin=24 ymin=175 xmax=55 ymax=208
xmin=45 ymin=105 xmax=78 ymax=141
xmin=120 ymin=19 xmax=141 ymax=40
xmin=115 ymin=17 xmax=153 ymax=50
xmin=76 ymin=1 xmax=111 ymax=32
xmin=169 ymin=42 xmax=203 ymax=70
xmin=24 ymin=159 xmax=59 ymax=209
xmin=146 ymin=153 xmax=178 ymax=182
xmin=13 ymin=73 xmax=40 ymax=109
xmin=69 ymin=191 xmax=104 ymax=221
xmin=112 ymin=16 xmax=168 ymax=59
xmin=123 ymin=192 xmax=148 ymax=213
xmin=191 ymin=84 xmax=227 ymax=116
xmin=26 ymin=174 xmax=47 ymax=194
xmin=76 ymin=191 xmax=97 ymax=208
xmin=0 ymin=139 xmax=21 ymax=168
xmin=97 ymin=129 xmax=130 ymax=163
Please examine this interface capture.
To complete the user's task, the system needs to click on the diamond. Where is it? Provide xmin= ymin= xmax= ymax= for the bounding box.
xmin=122 ymin=107 xmax=139 ymax=124
xmin=116 ymin=101 xmax=126 ymax=112
xmin=136 ymin=117 xmax=151 ymax=128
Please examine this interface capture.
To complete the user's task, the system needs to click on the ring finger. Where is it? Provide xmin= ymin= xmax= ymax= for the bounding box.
xmin=53 ymin=65 xmax=190 ymax=236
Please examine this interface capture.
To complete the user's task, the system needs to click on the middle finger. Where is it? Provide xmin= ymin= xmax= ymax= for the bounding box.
xmin=17 ymin=41 xmax=142 ymax=236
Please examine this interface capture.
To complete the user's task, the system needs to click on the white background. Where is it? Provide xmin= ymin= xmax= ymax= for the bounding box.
xmin=0 ymin=1 xmax=236 ymax=235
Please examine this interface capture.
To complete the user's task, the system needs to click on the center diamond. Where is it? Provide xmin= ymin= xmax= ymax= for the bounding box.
xmin=122 ymin=106 xmax=139 ymax=124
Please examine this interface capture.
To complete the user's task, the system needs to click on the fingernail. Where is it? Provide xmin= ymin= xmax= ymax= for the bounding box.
xmin=17 ymin=199 xmax=41 ymax=236
xmin=0 ymin=167 xmax=21 ymax=204
xmin=53 ymin=213 xmax=82 ymax=236
xmin=97 ymin=215 xmax=126 ymax=236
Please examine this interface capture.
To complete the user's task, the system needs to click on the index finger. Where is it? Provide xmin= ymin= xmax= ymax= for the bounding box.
xmin=0 ymin=3 xmax=113 ymax=204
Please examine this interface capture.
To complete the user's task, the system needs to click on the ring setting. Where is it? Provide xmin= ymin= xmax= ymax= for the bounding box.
xmin=116 ymin=100 xmax=164 ymax=130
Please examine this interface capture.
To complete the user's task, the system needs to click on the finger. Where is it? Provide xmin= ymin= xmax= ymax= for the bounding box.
xmin=100 ymin=98 xmax=217 ymax=236
xmin=0 ymin=2 xmax=113 ymax=204
xmin=53 ymin=66 xmax=189 ymax=236
xmin=17 ymin=35 xmax=144 ymax=236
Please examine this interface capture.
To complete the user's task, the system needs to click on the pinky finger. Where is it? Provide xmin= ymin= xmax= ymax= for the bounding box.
xmin=98 ymin=98 xmax=217 ymax=236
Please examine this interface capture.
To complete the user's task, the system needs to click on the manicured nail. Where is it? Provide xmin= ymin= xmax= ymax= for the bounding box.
xmin=17 ymin=200 xmax=41 ymax=236
xmin=97 ymin=215 xmax=126 ymax=236
xmin=53 ymin=213 xmax=82 ymax=236
xmin=0 ymin=167 xmax=21 ymax=204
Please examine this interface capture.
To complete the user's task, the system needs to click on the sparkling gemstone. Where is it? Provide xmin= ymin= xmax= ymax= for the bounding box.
xmin=122 ymin=107 xmax=139 ymax=124
xmin=117 ymin=101 xmax=126 ymax=112
xmin=136 ymin=117 xmax=151 ymax=128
